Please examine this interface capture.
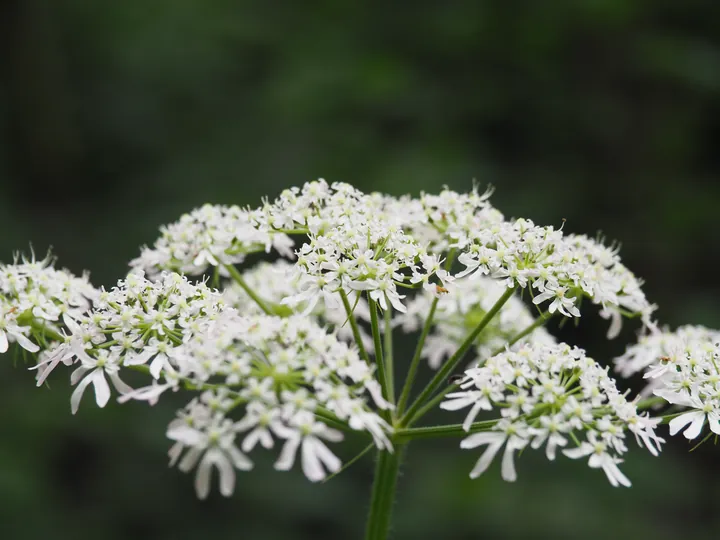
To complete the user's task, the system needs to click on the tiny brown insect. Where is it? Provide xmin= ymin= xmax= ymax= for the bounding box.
xmin=435 ymin=285 xmax=449 ymax=294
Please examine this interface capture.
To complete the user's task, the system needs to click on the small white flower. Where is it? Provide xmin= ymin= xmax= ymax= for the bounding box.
xmin=273 ymin=411 xmax=343 ymax=482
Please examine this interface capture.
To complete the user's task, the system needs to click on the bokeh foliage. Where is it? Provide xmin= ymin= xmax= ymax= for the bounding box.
xmin=1 ymin=1 xmax=720 ymax=538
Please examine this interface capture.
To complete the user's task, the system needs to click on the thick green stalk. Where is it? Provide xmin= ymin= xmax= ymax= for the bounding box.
xmin=400 ymin=286 xmax=516 ymax=426
xmin=396 ymin=296 xmax=439 ymax=415
xmin=365 ymin=446 xmax=405 ymax=540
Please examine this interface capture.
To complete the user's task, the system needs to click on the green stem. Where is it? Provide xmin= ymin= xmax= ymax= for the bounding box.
xmin=396 ymin=296 xmax=438 ymax=415
xmin=489 ymin=311 xmax=552 ymax=357
xmin=224 ymin=264 xmax=273 ymax=315
xmin=314 ymin=406 xmax=354 ymax=433
xmin=383 ymin=306 xmax=395 ymax=405
xmin=636 ymin=396 xmax=666 ymax=410
xmin=404 ymin=309 xmax=552 ymax=427
xmin=273 ymin=228 xmax=310 ymax=235
xmin=364 ymin=446 xmax=405 ymax=540
xmin=28 ymin=320 xmax=65 ymax=342
xmin=225 ymin=264 xmax=293 ymax=317
xmin=394 ymin=420 xmax=499 ymax=443
xmin=339 ymin=288 xmax=372 ymax=366
xmin=400 ymin=286 xmax=516 ymax=426
xmin=369 ymin=298 xmax=390 ymax=411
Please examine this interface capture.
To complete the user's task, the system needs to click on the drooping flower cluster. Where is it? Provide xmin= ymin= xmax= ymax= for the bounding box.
xmin=395 ymin=276 xmax=555 ymax=369
xmin=442 ymin=343 xmax=663 ymax=487
xmin=0 ymin=253 xmax=96 ymax=354
xmin=623 ymin=327 xmax=720 ymax=441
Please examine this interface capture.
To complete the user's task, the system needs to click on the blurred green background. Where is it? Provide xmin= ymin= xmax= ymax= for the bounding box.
xmin=2 ymin=1 xmax=720 ymax=538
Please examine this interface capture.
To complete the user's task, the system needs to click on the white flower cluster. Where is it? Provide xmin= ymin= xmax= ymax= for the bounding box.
xmin=456 ymin=220 xmax=656 ymax=336
xmin=369 ymin=186 xmax=503 ymax=252
xmin=162 ymin=313 xmax=391 ymax=496
xmin=3 ymin=180 xmax=671 ymax=500
xmin=24 ymin=269 xmax=390 ymax=495
xmin=395 ymin=276 xmax=555 ymax=369
xmin=268 ymin=181 xmax=450 ymax=314
xmin=614 ymin=325 xmax=720 ymax=397
xmin=0 ymin=254 xmax=96 ymax=354
xmin=34 ymin=270 xmax=225 ymax=411
xmin=629 ymin=328 xmax=720 ymax=441
xmin=442 ymin=343 xmax=662 ymax=487
xmin=130 ymin=204 xmax=294 ymax=278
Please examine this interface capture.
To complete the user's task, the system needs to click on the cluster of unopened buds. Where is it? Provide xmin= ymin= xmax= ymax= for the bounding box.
xmin=2 ymin=180 xmax=716 ymax=530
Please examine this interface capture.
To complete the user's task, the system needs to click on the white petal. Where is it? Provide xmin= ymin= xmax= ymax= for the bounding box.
xmin=0 ymin=330 xmax=8 ymax=353
xmin=227 ymin=446 xmax=253 ymax=471
xmin=462 ymin=401 xmax=486 ymax=432
xmin=460 ymin=431 xmax=505 ymax=449
xmin=70 ymin=374 xmax=94 ymax=414
xmin=440 ymin=393 xmax=476 ymax=411
xmin=14 ymin=332 xmax=39 ymax=353
xmin=563 ymin=443 xmax=593 ymax=460
xmin=70 ymin=365 xmax=90 ymax=385
xmin=92 ymin=370 xmax=111 ymax=408
xmin=168 ymin=442 xmax=184 ymax=466
xmin=603 ymin=459 xmax=631 ymax=488
xmin=208 ymin=449 xmax=236 ymax=497
xmin=500 ymin=446 xmax=518 ymax=482
xmin=668 ymin=411 xmax=704 ymax=438
xmin=311 ymin=437 xmax=341 ymax=475
xmin=149 ymin=355 xmax=165 ymax=379
xmin=241 ymin=429 xmax=262 ymax=453
xmin=684 ymin=413 xmax=706 ymax=440
xmin=109 ymin=372 xmax=133 ymax=394
xmin=301 ymin=438 xmax=326 ymax=482
xmin=468 ymin=440 xmax=504 ymax=479
xmin=708 ymin=412 xmax=720 ymax=435
xmin=195 ymin=454 xmax=212 ymax=499
xmin=167 ymin=425 xmax=204 ymax=446
xmin=274 ymin=436 xmax=300 ymax=471
xmin=178 ymin=447 xmax=203 ymax=472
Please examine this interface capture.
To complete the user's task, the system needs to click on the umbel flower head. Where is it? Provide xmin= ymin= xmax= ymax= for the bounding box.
xmin=0 ymin=252 xmax=97 ymax=354
xmin=619 ymin=326 xmax=720 ymax=441
xmin=158 ymin=313 xmax=391 ymax=495
xmin=442 ymin=343 xmax=663 ymax=487
xmin=130 ymin=204 xmax=295 ymax=278
xmin=34 ymin=270 xmax=226 ymax=411
xmin=2 ymin=180 xmax=677 ymax=505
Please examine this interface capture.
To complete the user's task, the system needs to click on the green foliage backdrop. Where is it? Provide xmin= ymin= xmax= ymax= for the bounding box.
xmin=1 ymin=1 xmax=719 ymax=538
